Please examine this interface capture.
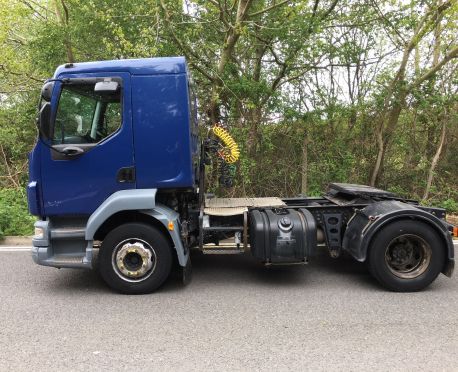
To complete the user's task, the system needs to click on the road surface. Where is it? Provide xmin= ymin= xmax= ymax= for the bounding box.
xmin=0 ymin=246 xmax=457 ymax=371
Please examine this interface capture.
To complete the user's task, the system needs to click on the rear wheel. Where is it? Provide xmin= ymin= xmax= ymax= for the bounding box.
xmin=368 ymin=220 xmax=444 ymax=292
xmin=99 ymin=223 xmax=172 ymax=294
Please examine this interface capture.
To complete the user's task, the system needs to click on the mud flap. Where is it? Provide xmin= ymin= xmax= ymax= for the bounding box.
xmin=182 ymin=256 xmax=192 ymax=285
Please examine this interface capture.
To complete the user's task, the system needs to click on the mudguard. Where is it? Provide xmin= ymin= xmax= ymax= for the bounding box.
xmin=140 ymin=206 xmax=189 ymax=267
xmin=342 ymin=200 xmax=454 ymax=276
xmin=85 ymin=188 xmax=188 ymax=267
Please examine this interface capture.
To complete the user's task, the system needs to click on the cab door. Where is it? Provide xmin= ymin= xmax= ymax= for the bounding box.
xmin=40 ymin=72 xmax=135 ymax=216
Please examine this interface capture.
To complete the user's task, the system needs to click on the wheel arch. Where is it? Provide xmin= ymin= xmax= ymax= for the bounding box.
xmin=93 ymin=210 xmax=171 ymax=243
xmin=86 ymin=189 xmax=188 ymax=267
xmin=342 ymin=201 xmax=454 ymax=277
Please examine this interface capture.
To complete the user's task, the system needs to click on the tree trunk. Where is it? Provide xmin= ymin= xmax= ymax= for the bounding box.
xmin=370 ymin=93 xmax=406 ymax=186
xmin=247 ymin=107 xmax=261 ymax=156
xmin=433 ymin=0 xmax=442 ymax=67
xmin=0 ymin=143 xmax=20 ymax=188
xmin=208 ymin=0 xmax=254 ymax=123
xmin=422 ymin=121 xmax=446 ymax=201
xmin=370 ymin=125 xmax=385 ymax=186
xmin=246 ymin=37 xmax=266 ymax=157
xmin=301 ymin=131 xmax=308 ymax=195
xmin=54 ymin=0 xmax=74 ymax=63
xmin=422 ymin=0 xmax=445 ymax=202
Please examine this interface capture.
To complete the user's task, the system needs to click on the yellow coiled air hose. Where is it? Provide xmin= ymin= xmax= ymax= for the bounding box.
xmin=211 ymin=125 xmax=240 ymax=164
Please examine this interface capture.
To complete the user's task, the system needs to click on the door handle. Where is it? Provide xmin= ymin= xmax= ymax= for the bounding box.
xmin=61 ymin=146 xmax=85 ymax=156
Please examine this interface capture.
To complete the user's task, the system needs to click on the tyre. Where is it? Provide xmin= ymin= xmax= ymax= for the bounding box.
xmin=367 ymin=220 xmax=444 ymax=292
xmin=99 ymin=222 xmax=173 ymax=294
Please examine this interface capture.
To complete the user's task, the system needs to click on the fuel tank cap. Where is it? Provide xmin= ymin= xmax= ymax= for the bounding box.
xmin=279 ymin=216 xmax=293 ymax=231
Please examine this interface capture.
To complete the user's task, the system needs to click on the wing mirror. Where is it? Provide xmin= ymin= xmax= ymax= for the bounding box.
xmin=37 ymin=102 xmax=52 ymax=139
xmin=41 ymin=81 xmax=54 ymax=102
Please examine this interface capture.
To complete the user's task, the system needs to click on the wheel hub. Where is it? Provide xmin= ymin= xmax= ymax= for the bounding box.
xmin=113 ymin=240 xmax=156 ymax=281
xmin=385 ymin=234 xmax=431 ymax=279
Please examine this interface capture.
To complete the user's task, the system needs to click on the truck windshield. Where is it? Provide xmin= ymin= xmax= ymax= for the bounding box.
xmin=53 ymin=83 xmax=121 ymax=144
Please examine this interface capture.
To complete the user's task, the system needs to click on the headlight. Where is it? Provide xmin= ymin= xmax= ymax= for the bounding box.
xmin=34 ymin=227 xmax=44 ymax=239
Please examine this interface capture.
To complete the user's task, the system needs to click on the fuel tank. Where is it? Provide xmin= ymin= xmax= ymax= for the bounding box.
xmin=249 ymin=208 xmax=317 ymax=264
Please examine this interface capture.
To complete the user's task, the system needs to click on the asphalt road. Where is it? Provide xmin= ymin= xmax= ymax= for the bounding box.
xmin=0 ymin=247 xmax=457 ymax=371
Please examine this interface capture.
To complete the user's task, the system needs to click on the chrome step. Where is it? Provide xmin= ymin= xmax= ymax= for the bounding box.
xmin=202 ymin=226 xmax=244 ymax=232
xmin=202 ymin=248 xmax=244 ymax=255
xmin=202 ymin=244 xmax=244 ymax=255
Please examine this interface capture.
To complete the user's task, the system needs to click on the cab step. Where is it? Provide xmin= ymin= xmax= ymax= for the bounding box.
xmin=40 ymin=253 xmax=89 ymax=268
xmin=50 ymin=228 xmax=85 ymax=240
xmin=51 ymin=254 xmax=85 ymax=265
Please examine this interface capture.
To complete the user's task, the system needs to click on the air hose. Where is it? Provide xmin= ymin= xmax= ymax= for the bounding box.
xmin=218 ymin=158 xmax=236 ymax=188
xmin=211 ymin=125 xmax=240 ymax=164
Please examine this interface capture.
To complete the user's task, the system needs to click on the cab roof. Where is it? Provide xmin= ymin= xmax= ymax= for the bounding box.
xmin=54 ymin=57 xmax=187 ymax=77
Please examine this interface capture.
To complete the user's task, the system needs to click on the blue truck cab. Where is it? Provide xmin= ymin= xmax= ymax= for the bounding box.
xmin=29 ymin=57 xmax=199 ymax=217
xmin=29 ymin=57 xmax=455 ymax=294
xmin=29 ymin=57 xmax=200 ymax=292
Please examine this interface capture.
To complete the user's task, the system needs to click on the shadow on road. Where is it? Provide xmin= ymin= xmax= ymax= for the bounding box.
xmin=43 ymin=247 xmax=380 ymax=294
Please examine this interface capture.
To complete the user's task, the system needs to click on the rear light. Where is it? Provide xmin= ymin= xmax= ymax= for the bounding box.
xmin=453 ymin=226 xmax=458 ymax=238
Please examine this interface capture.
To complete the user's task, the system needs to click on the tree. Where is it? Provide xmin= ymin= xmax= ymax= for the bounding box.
xmin=369 ymin=0 xmax=458 ymax=186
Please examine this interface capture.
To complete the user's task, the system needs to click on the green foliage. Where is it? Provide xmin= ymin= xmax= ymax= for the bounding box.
xmin=0 ymin=0 xmax=457 ymax=236
xmin=0 ymin=189 xmax=35 ymax=239
xmin=439 ymin=199 xmax=458 ymax=214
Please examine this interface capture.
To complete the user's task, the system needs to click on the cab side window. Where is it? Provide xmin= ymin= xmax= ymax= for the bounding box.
xmin=53 ymin=82 xmax=122 ymax=145
xmin=101 ymin=102 xmax=122 ymax=139
xmin=54 ymin=88 xmax=96 ymax=144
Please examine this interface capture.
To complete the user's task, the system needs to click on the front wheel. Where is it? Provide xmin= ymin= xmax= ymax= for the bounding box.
xmin=99 ymin=223 xmax=173 ymax=294
xmin=368 ymin=220 xmax=445 ymax=292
